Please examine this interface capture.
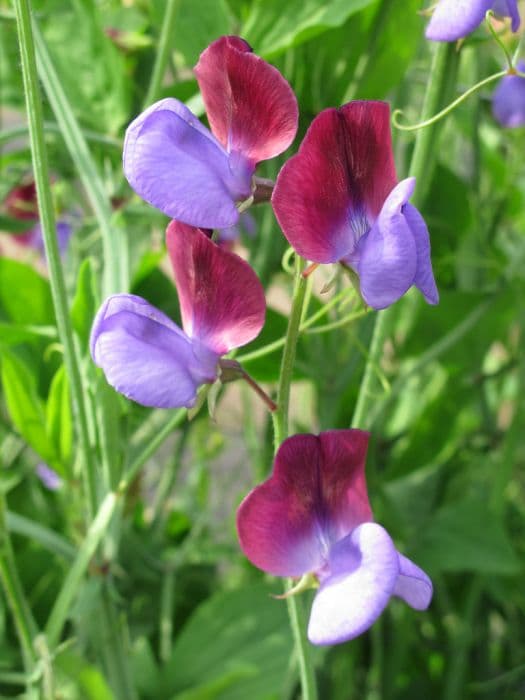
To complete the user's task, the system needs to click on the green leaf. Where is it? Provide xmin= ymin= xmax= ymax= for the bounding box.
xmin=45 ymin=365 xmax=72 ymax=472
xmin=0 ymin=258 xmax=54 ymax=325
xmin=0 ymin=321 xmax=56 ymax=346
xmin=1 ymin=349 xmax=56 ymax=466
xmin=171 ymin=0 xmax=233 ymax=67
xmin=347 ymin=0 xmax=422 ymax=100
xmin=411 ymin=499 xmax=521 ymax=575
xmin=158 ymin=583 xmax=293 ymax=699
xmin=71 ymin=257 xmax=98 ymax=348
xmin=42 ymin=6 xmax=131 ymax=133
xmin=242 ymin=0 xmax=377 ymax=57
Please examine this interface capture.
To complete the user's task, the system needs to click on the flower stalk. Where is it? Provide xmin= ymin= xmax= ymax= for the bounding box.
xmin=271 ymin=254 xmax=318 ymax=700
xmin=353 ymin=41 xmax=458 ymax=431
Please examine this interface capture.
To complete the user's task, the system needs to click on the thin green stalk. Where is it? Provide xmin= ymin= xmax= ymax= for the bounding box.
xmin=32 ymin=20 xmax=126 ymax=296
xmin=366 ymin=298 xmax=493 ymax=428
xmin=272 ymin=255 xmax=308 ymax=448
xmin=125 ymin=408 xmax=187 ymax=488
xmin=351 ymin=309 xmax=391 ymax=428
xmin=0 ymin=494 xmax=39 ymax=674
xmin=271 ymin=256 xmax=318 ymax=700
xmin=13 ymin=0 xmax=98 ymax=517
xmin=159 ymin=569 xmax=176 ymax=663
xmin=99 ymin=585 xmax=138 ymax=700
xmin=443 ymin=578 xmax=483 ymax=700
xmin=151 ymin=428 xmax=188 ymax=531
xmin=352 ymin=42 xmax=458 ymax=430
xmin=45 ymin=492 xmax=118 ymax=648
xmin=143 ymin=0 xmax=181 ymax=107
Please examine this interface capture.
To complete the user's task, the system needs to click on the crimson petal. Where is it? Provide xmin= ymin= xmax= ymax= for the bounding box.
xmin=236 ymin=430 xmax=372 ymax=578
xmin=272 ymin=101 xmax=397 ymax=263
xmin=167 ymin=221 xmax=265 ymax=355
xmin=195 ymin=36 xmax=298 ymax=163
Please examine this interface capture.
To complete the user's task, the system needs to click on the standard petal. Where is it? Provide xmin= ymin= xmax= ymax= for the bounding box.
xmin=403 ymin=203 xmax=439 ymax=304
xmin=272 ymin=101 xmax=397 ymax=263
xmin=357 ymin=178 xmax=418 ymax=309
xmin=492 ymin=68 xmax=525 ymax=128
xmin=236 ymin=431 xmax=372 ymax=578
xmin=308 ymin=523 xmax=399 ymax=645
xmin=425 ymin=0 xmax=492 ymax=41
xmin=392 ymin=553 xmax=433 ymax=610
xmin=167 ymin=221 xmax=265 ymax=354
xmin=123 ymin=98 xmax=252 ymax=228
xmin=90 ymin=294 xmax=218 ymax=408
xmin=194 ymin=36 xmax=298 ymax=162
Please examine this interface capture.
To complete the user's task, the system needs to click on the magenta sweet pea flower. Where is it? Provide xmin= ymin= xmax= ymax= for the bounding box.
xmin=425 ymin=0 xmax=520 ymax=41
xmin=237 ymin=431 xmax=432 ymax=645
xmin=90 ymin=222 xmax=265 ymax=408
xmin=123 ymin=36 xmax=298 ymax=229
xmin=272 ymin=101 xmax=438 ymax=310
xmin=492 ymin=62 xmax=525 ymax=128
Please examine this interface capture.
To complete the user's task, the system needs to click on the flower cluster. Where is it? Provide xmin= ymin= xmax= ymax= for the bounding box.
xmin=91 ymin=34 xmax=442 ymax=646
xmin=237 ymin=431 xmax=432 ymax=645
xmin=3 ymin=180 xmax=72 ymax=257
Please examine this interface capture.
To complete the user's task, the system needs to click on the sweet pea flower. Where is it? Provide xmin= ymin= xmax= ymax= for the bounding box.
xmin=123 ymin=36 xmax=298 ymax=229
xmin=425 ymin=0 xmax=520 ymax=42
xmin=237 ymin=430 xmax=432 ymax=645
xmin=492 ymin=62 xmax=525 ymax=127
xmin=90 ymin=221 xmax=265 ymax=408
xmin=3 ymin=180 xmax=72 ymax=257
xmin=272 ymin=101 xmax=438 ymax=310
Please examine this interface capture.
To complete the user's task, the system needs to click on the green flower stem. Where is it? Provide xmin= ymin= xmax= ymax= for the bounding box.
xmin=352 ymin=42 xmax=458 ymax=430
xmin=13 ymin=0 xmax=98 ymax=518
xmin=0 ymin=493 xmax=39 ymax=676
xmin=271 ymin=255 xmax=318 ymax=700
xmin=124 ymin=408 xmax=187 ymax=489
xmin=45 ymin=491 xmax=118 ymax=648
xmin=272 ymin=255 xmax=308 ymax=449
xmin=99 ymin=584 xmax=138 ymax=700
xmin=143 ymin=0 xmax=181 ymax=108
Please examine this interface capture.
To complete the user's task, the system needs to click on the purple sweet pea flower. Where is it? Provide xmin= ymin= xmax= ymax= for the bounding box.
xmin=123 ymin=36 xmax=298 ymax=229
xmin=492 ymin=62 xmax=525 ymax=127
xmin=272 ymin=101 xmax=438 ymax=310
xmin=237 ymin=431 xmax=432 ymax=645
xmin=90 ymin=222 xmax=266 ymax=408
xmin=425 ymin=0 xmax=520 ymax=42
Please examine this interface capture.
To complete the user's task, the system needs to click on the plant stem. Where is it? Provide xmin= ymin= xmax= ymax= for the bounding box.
xmin=13 ymin=0 xmax=98 ymax=518
xmin=352 ymin=42 xmax=458 ymax=430
xmin=125 ymin=408 xmax=187 ymax=488
xmin=0 ymin=493 xmax=39 ymax=676
xmin=272 ymin=255 xmax=308 ymax=449
xmin=143 ymin=0 xmax=181 ymax=107
xmin=271 ymin=255 xmax=318 ymax=700
xmin=45 ymin=491 xmax=118 ymax=648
